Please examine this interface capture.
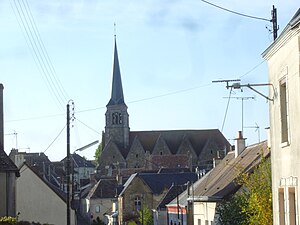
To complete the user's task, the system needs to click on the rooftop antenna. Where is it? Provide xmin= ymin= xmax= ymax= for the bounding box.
xmin=244 ymin=123 xmax=260 ymax=143
xmin=5 ymin=130 xmax=18 ymax=149
xmin=223 ymin=96 xmax=255 ymax=134
xmin=216 ymin=80 xmax=274 ymax=102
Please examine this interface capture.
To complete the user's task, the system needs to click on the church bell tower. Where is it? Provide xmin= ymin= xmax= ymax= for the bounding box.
xmin=104 ymin=38 xmax=130 ymax=150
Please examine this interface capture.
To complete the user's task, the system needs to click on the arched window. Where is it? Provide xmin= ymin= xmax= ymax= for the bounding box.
xmin=134 ymin=196 xmax=141 ymax=211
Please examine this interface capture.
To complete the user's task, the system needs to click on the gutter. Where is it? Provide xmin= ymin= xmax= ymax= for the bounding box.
xmin=187 ymin=196 xmax=223 ymax=202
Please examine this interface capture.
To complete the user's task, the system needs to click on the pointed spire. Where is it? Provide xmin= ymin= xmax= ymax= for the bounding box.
xmin=107 ymin=37 xmax=125 ymax=106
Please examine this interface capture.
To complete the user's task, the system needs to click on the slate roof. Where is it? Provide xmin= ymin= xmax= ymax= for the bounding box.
xmin=157 ymin=184 xmax=188 ymax=209
xmin=0 ymin=148 xmax=19 ymax=176
xmin=61 ymin=153 xmax=95 ymax=168
xmin=71 ymin=153 xmax=95 ymax=168
xmin=116 ymin=129 xmax=230 ymax=158
xmin=120 ymin=172 xmax=198 ymax=196
xmin=107 ymin=38 xmax=125 ymax=106
xmin=87 ymin=178 xmax=119 ymax=199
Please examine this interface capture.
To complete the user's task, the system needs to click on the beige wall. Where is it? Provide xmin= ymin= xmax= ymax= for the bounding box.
xmin=264 ymin=26 xmax=300 ymax=225
xmin=16 ymin=164 xmax=75 ymax=225
xmin=86 ymin=198 xmax=114 ymax=222
xmin=193 ymin=202 xmax=217 ymax=225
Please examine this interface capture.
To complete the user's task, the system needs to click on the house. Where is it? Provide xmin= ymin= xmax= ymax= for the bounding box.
xmin=61 ymin=153 xmax=96 ymax=193
xmin=16 ymin=163 xmax=76 ymax=225
xmin=118 ymin=170 xmax=198 ymax=225
xmin=262 ymin=8 xmax=300 ymax=225
xmin=0 ymin=83 xmax=20 ymax=217
xmin=82 ymin=178 xmax=119 ymax=223
xmin=166 ymin=132 xmax=269 ymax=225
xmin=98 ymin=37 xmax=231 ymax=177
xmin=9 ymin=149 xmax=65 ymax=192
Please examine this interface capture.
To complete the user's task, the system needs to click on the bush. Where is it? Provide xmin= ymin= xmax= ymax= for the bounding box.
xmin=0 ymin=216 xmax=17 ymax=225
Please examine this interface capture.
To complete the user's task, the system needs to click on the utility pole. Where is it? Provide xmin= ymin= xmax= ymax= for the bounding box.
xmin=66 ymin=103 xmax=71 ymax=225
xmin=271 ymin=5 xmax=278 ymax=41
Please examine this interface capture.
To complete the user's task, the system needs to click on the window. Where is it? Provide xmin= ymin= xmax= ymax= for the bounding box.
xmin=279 ymin=188 xmax=285 ymax=225
xmin=280 ymin=79 xmax=288 ymax=143
xmin=112 ymin=112 xmax=123 ymax=125
xmin=288 ymin=187 xmax=296 ymax=225
xmin=134 ymin=196 xmax=141 ymax=211
xmin=95 ymin=205 xmax=100 ymax=213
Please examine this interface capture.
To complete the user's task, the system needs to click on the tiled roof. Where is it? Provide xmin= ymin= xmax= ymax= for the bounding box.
xmin=168 ymin=141 xmax=269 ymax=206
xmin=193 ymin=141 xmax=269 ymax=199
xmin=0 ymin=148 xmax=19 ymax=175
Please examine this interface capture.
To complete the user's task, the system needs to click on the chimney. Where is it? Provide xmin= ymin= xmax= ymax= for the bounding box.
xmin=0 ymin=84 xmax=4 ymax=149
xmin=235 ymin=131 xmax=246 ymax=158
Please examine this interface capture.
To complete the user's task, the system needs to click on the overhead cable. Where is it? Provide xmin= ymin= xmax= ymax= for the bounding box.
xmin=199 ymin=0 xmax=271 ymax=22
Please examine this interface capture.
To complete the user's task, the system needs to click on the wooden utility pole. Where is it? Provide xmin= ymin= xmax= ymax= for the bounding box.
xmin=272 ymin=5 xmax=278 ymax=41
xmin=66 ymin=103 xmax=71 ymax=225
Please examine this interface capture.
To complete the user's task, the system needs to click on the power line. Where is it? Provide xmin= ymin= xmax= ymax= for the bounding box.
xmin=22 ymin=0 xmax=69 ymax=100
xmin=221 ymin=87 xmax=233 ymax=132
xmin=75 ymin=118 xmax=101 ymax=135
xmin=199 ymin=0 xmax=271 ymax=22
xmin=43 ymin=124 xmax=66 ymax=153
xmin=10 ymin=0 xmax=68 ymax=110
xmin=239 ymin=60 xmax=266 ymax=79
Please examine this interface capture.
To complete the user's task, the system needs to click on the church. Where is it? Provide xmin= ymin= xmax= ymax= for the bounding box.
xmin=98 ymin=38 xmax=230 ymax=177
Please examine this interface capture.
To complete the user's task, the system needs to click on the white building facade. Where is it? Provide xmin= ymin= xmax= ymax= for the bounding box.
xmin=262 ymin=9 xmax=300 ymax=225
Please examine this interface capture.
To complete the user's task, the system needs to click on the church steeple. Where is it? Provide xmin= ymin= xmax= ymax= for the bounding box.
xmin=107 ymin=38 xmax=125 ymax=106
xmin=104 ymin=37 xmax=130 ymax=150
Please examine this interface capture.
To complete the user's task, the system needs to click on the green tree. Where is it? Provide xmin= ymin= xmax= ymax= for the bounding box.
xmin=94 ymin=143 xmax=102 ymax=163
xmin=239 ymin=157 xmax=272 ymax=225
xmin=139 ymin=207 xmax=153 ymax=225
xmin=217 ymin=193 xmax=248 ymax=225
xmin=128 ymin=221 xmax=137 ymax=225
xmin=217 ymin=155 xmax=272 ymax=225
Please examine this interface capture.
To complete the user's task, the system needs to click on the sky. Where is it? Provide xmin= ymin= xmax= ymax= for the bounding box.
xmin=1 ymin=0 xmax=299 ymax=161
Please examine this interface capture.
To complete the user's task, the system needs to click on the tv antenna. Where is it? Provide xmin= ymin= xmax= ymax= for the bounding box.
xmin=223 ymin=96 xmax=255 ymax=134
xmin=244 ymin=123 xmax=260 ymax=143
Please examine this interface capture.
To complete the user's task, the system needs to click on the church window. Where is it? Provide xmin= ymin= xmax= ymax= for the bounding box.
xmin=95 ymin=205 xmax=100 ymax=213
xmin=136 ymin=154 xmax=139 ymax=158
xmin=112 ymin=155 xmax=115 ymax=159
xmin=134 ymin=196 xmax=141 ymax=211
xmin=119 ymin=113 xmax=123 ymax=124
xmin=160 ymin=151 xmax=163 ymax=155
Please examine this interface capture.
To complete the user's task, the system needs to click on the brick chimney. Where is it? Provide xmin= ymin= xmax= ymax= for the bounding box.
xmin=0 ymin=84 xmax=4 ymax=149
xmin=235 ymin=131 xmax=246 ymax=158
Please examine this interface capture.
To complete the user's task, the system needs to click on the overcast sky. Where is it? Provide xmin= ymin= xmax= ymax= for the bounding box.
xmin=1 ymin=0 xmax=299 ymax=161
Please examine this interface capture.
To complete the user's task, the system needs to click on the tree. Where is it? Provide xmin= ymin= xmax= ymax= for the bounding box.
xmin=239 ymin=156 xmax=272 ymax=225
xmin=217 ymin=193 xmax=248 ymax=225
xmin=139 ymin=207 xmax=153 ymax=225
xmin=94 ymin=143 xmax=102 ymax=163
xmin=217 ymin=155 xmax=272 ymax=225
